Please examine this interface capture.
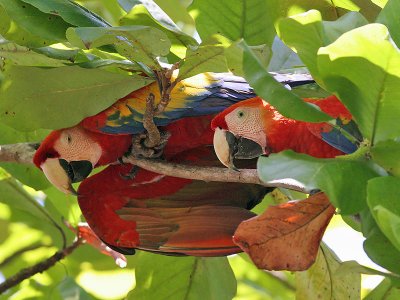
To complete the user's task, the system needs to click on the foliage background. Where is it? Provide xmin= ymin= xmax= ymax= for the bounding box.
xmin=1 ymin=0 xmax=400 ymax=299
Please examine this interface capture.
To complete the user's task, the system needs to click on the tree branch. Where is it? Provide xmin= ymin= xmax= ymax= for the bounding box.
xmin=0 ymin=143 xmax=38 ymax=164
xmin=0 ymin=239 xmax=82 ymax=294
xmin=0 ymin=142 xmax=309 ymax=193
xmin=122 ymin=156 xmax=309 ymax=193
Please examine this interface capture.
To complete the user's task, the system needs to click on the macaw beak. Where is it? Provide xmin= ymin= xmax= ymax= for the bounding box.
xmin=40 ymin=158 xmax=93 ymax=195
xmin=213 ymin=127 xmax=264 ymax=170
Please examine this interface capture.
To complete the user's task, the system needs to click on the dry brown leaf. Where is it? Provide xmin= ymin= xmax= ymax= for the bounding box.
xmin=233 ymin=192 xmax=335 ymax=271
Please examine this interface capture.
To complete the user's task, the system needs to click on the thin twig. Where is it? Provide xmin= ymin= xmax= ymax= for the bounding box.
xmin=122 ymin=156 xmax=309 ymax=193
xmin=0 ymin=239 xmax=82 ymax=294
xmin=0 ymin=243 xmax=50 ymax=269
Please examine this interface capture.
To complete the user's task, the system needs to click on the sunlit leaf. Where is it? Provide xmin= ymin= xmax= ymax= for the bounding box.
xmin=364 ymin=278 xmax=400 ymax=300
xmin=318 ymin=24 xmax=400 ymax=143
xmin=296 ymin=243 xmax=361 ymax=299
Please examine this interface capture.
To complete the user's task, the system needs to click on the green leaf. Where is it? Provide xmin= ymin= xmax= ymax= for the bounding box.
xmin=66 ymin=26 xmax=170 ymax=68
xmin=0 ymin=0 xmax=70 ymax=43
xmin=189 ymin=0 xmax=276 ymax=46
xmin=296 ymin=243 xmax=360 ymax=300
xmin=365 ymin=278 xmax=400 ymax=300
xmin=20 ymin=0 xmax=111 ymax=27
xmin=58 ymin=276 xmax=93 ymax=300
xmin=367 ymin=177 xmax=400 ymax=251
xmin=318 ymin=24 xmax=400 ymax=143
xmin=257 ymin=151 xmax=379 ymax=214
xmin=0 ymin=41 xmax=69 ymax=67
xmin=0 ymin=65 xmax=153 ymax=131
xmin=277 ymin=10 xmax=368 ymax=82
xmin=371 ymin=140 xmax=400 ymax=177
xmin=177 ymin=43 xmax=229 ymax=80
xmin=128 ymin=252 xmax=236 ymax=300
xmin=120 ymin=1 xmax=197 ymax=58
xmin=241 ymin=41 xmax=331 ymax=123
xmin=376 ymin=0 xmax=400 ymax=47
xmin=364 ymin=225 xmax=400 ymax=274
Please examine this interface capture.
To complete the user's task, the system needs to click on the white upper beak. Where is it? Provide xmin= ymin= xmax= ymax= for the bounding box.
xmin=41 ymin=158 xmax=77 ymax=195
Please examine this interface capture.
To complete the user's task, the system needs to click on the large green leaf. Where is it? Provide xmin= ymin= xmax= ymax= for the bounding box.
xmin=0 ymin=65 xmax=153 ymax=131
xmin=241 ymin=41 xmax=331 ymax=123
xmin=371 ymin=140 xmax=400 ymax=177
xmin=365 ymin=278 xmax=400 ymax=300
xmin=277 ymin=10 xmax=368 ymax=82
xmin=296 ymin=243 xmax=360 ymax=299
xmin=0 ymin=0 xmax=70 ymax=43
xmin=376 ymin=0 xmax=400 ymax=47
xmin=364 ymin=226 xmax=400 ymax=274
xmin=189 ymin=0 xmax=276 ymax=46
xmin=257 ymin=151 xmax=379 ymax=214
xmin=21 ymin=0 xmax=110 ymax=27
xmin=120 ymin=0 xmax=197 ymax=58
xmin=0 ymin=41 xmax=69 ymax=67
xmin=367 ymin=177 xmax=400 ymax=251
xmin=318 ymin=24 xmax=400 ymax=144
xmin=128 ymin=252 xmax=236 ymax=300
xmin=177 ymin=42 xmax=229 ymax=80
xmin=66 ymin=26 xmax=170 ymax=69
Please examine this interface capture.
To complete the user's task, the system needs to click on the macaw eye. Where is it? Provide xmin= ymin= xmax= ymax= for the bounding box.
xmin=237 ymin=110 xmax=245 ymax=118
xmin=66 ymin=135 xmax=72 ymax=143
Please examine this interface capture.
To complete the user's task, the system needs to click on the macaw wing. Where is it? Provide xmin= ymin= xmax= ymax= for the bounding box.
xmin=81 ymin=72 xmax=315 ymax=135
xmin=306 ymin=118 xmax=362 ymax=154
xmin=77 ymin=143 xmax=269 ymax=256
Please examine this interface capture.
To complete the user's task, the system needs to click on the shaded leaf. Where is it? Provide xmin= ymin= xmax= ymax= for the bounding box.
xmin=376 ymin=0 xmax=400 ymax=47
xmin=0 ymin=0 xmax=70 ymax=43
xmin=66 ymin=25 xmax=170 ymax=68
xmin=241 ymin=41 xmax=331 ymax=123
xmin=21 ymin=0 xmax=110 ymax=27
xmin=318 ymin=24 xmax=400 ymax=143
xmin=128 ymin=252 xmax=236 ymax=300
xmin=364 ymin=228 xmax=400 ymax=275
xmin=58 ymin=277 xmax=93 ymax=300
xmin=234 ymin=193 xmax=335 ymax=271
xmin=120 ymin=0 xmax=197 ymax=58
xmin=0 ymin=65 xmax=153 ymax=131
xmin=367 ymin=177 xmax=400 ymax=252
xmin=257 ymin=150 xmax=379 ymax=214
xmin=0 ymin=41 xmax=68 ymax=67
xmin=371 ymin=140 xmax=400 ymax=177
xmin=296 ymin=243 xmax=361 ymax=299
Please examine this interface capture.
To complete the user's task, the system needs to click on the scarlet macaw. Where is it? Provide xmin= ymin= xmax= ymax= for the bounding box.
xmin=211 ymin=95 xmax=362 ymax=168
xmin=33 ymin=72 xmax=312 ymax=256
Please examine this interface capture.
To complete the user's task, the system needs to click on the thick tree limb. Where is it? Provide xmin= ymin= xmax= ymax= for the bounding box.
xmin=0 ymin=143 xmax=38 ymax=164
xmin=122 ymin=156 xmax=309 ymax=193
xmin=0 ymin=239 xmax=82 ymax=294
xmin=0 ymin=142 xmax=308 ymax=192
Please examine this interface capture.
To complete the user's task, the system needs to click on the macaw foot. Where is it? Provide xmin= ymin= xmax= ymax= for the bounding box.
xmin=130 ymin=130 xmax=171 ymax=158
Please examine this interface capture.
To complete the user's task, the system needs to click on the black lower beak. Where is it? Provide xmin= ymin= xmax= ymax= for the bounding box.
xmin=225 ymin=131 xmax=264 ymax=161
xmin=59 ymin=159 xmax=93 ymax=183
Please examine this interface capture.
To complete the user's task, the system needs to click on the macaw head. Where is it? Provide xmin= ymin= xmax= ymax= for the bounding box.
xmin=34 ymin=126 xmax=132 ymax=195
xmin=211 ymin=97 xmax=272 ymax=169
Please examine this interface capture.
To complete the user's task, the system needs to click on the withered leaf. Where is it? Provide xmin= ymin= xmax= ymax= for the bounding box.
xmin=233 ymin=192 xmax=335 ymax=271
